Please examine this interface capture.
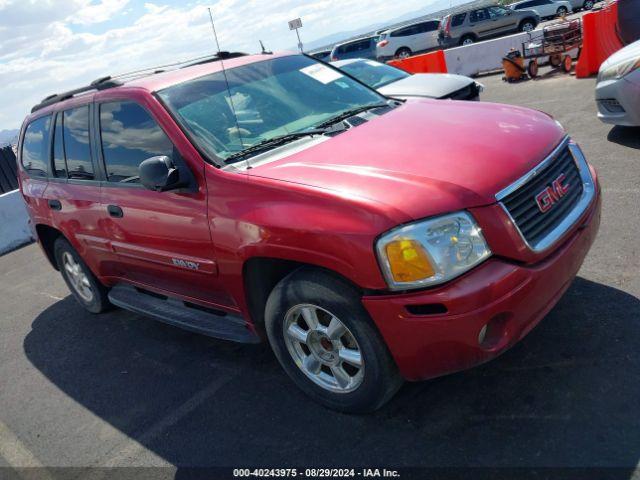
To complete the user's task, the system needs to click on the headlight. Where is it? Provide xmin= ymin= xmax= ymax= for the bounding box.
xmin=598 ymin=58 xmax=640 ymax=83
xmin=376 ymin=211 xmax=491 ymax=290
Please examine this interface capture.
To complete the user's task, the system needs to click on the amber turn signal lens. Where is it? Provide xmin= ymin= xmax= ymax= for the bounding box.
xmin=385 ymin=239 xmax=435 ymax=283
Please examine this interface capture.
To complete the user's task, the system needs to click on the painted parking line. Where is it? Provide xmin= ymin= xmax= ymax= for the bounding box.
xmin=0 ymin=419 xmax=54 ymax=480
xmin=91 ymin=369 xmax=239 ymax=470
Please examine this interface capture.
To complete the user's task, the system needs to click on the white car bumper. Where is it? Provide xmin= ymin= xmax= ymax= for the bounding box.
xmin=595 ymin=69 xmax=640 ymax=126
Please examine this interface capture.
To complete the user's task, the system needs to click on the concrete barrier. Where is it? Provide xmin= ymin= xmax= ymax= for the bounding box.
xmin=0 ymin=190 xmax=34 ymax=255
xmin=444 ymin=30 xmax=579 ymax=77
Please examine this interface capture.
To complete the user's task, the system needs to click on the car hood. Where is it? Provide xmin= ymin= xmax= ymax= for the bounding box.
xmin=247 ymin=99 xmax=566 ymax=220
xmin=600 ymin=39 xmax=640 ymax=70
xmin=378 ymin=73 xmax=474 ymax=99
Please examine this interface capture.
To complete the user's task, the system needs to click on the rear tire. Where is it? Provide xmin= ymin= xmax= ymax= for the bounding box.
xmin=460 ymin=35 xmax=475 ymax=46
xmin=520 ymin=20 xmax=536 ymax=32
xmin=556 ymin=6 xmax=568 ymax=16
xmin=395 ymin=47 xmax=412 ymax=59
xmin=265 ymin=269 xmax=403 ymax=413
xmin=562 ymin=54 xmax=573 ymax=73
xmin=54 ymin=238 xmax=111 ymax=314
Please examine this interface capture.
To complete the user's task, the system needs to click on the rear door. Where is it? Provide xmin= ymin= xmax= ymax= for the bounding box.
xmin=95 ymin=98 xmax=229 ymax=307
xmin=41 ymin=104 xmax=107 ymax=276
xmin=469 ymin=8 xmax=494 ymax=37
xmin=421 ymin=20 xmax=441 ymax=50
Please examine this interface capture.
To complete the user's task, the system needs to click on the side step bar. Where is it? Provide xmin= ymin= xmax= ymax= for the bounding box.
xmin=108 ymin=284 xmax=260 ymax=344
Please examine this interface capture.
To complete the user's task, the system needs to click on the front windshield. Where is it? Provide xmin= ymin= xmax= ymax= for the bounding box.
xmin=158 ymin=55 xmax=387 ymax=164
xmin=339 ymin=60 xmax=411 ymax=89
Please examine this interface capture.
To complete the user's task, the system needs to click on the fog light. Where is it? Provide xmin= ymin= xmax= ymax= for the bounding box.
xmin=477 ymin=324 xmax=488 ymax=345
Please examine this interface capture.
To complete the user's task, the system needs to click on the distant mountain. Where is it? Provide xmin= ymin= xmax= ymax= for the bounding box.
xmin=0 ymin=129 xmax=19 ymax=147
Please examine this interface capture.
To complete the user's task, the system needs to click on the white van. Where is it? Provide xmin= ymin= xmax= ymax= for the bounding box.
xmin=376 ymin=20 xmax=440 ymax=61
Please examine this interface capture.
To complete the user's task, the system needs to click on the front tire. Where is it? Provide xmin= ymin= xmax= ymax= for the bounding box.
xmin=54 ymin=237 xmax=111 ymax=314
xmin=556 ymin=6 xmax=568 ymax=16
xmin=583 ymin=0 xmax=594 ymax=9
xmin=265 ymin=269 xmax=402 ymax=413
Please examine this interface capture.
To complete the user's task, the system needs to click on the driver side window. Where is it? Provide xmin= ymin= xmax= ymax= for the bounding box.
xmin=488 ymin=7 xmax=508 ymax=18
xmin=99 ymin=101 xmax=174 ymax=184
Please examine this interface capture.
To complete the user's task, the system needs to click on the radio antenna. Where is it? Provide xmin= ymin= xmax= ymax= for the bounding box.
xmin=207 ymin=7 xmax=246 ymax=160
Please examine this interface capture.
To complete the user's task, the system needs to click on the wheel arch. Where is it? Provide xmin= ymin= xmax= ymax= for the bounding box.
xmin=394 ymin=46 xmax=412 ymax=57
xmin=242 ymin=257 xmax=365 ymax=335
xmin=35 ymin=223 xmax=63 ymax=270
xmin=519 ymin=17 xmax=538 ymax=29
xmin=459 ymin=33 xmax=477 ymax=44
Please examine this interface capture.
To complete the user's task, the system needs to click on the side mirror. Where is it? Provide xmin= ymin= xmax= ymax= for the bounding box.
xmin=139 ymin=156 xmax=185 ymax=192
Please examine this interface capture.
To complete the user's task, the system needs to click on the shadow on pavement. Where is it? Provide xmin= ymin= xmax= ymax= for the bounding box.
xmin=608 ymin=126 xmax=640 ymax=150
xmin=23 ymin=277 xmax=640 ymax=470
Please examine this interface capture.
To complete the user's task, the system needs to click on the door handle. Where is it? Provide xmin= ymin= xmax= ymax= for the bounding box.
xmin=107 ymin=205 xmax=124 ymax=218
xmin=48 ymin=199 xmax=62 ymax=211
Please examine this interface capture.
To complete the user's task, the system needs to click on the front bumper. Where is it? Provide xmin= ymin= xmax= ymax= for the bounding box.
xmin=595 ymin=71 xmax=640 ymax=127
xmin=362 ymin=187 xmax=601 ymax=381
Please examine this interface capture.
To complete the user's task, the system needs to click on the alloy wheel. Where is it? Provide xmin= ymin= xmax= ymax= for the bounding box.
xmin=522 ymin=22 xmax=535 ymax=32
xmin=283 ymin=304 xmax=364 ymax=393
xmin=62 ymin=252 xmax=94 ymax=303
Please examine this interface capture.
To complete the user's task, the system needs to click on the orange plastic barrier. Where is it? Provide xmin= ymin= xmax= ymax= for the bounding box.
xmin=576 ymin=1 xmax=624 ymax=78
xmin=388 ymin=49 xmax=448 ymax=74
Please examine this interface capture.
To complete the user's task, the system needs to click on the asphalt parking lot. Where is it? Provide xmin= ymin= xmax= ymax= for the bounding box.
xmin=1 ymin=70 xmax=639 ymax=477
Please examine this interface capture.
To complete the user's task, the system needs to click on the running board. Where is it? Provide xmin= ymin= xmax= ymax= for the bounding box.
xmin=108 ymin=284 xmax=259 ymax=344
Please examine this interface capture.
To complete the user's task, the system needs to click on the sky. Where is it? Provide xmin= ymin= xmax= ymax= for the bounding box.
xmin=0 ymin=0 xmax=451 ymax=131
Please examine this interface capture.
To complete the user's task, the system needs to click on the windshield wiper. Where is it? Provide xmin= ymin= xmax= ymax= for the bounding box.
xmin=315 ymin=103 xmax=390 ymax=129
xmin=226 ymin=128 xmax=333 ymax=163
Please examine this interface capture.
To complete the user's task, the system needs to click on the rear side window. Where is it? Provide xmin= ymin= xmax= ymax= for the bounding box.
xmin=100 ymin=101 xmax=173 ymax=184
xmin=52 ymin=114 xmax=67 ymax=178
xmin=417 ymin=21 xmax=439 ymax=33
xmin=63 ymin=106 xmax=94 ymax=180
xmin=345 ymin=39 xmax=372 ymax=53
xmin=392 ymin=26 xmax=418 ymax=37
xmin=451 ymin=13 xmax=466 ymax=26
xmin=21 ymin=115 xmax=52 ymax=176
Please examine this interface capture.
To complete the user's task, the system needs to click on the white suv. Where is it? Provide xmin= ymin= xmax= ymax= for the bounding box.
xmin=510 ymin=0 xmax=573 ymax=19
xmin=376 ymin=20 xmax=440 ymax=61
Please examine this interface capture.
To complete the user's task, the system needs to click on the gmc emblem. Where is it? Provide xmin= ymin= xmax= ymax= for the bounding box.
xmin=535 ymin=173 xmax=570 ymax=213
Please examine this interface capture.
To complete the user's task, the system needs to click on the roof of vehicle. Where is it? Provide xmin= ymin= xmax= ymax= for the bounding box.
xmin=332 ymin=35 xmax=377 ymax=48
xmin=28 ymin=51 xmax=292 ymax=117
xmin=332 ymin=58 xmax=372 ymax=67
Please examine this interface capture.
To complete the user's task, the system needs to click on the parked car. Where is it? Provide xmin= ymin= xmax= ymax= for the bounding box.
xmin=439 ymin=6 xmax=540 ymax=47
xmin=596 ymin=39 xmax=640 ymax=126
xmin=510 ymin=0 xmax=573 ymax=19
xmin=554 ymin=0 xmax=597 ymax=11
xmin=18 ymin=52 xmax=601 ymax=413
xmin=310 ymin=49 xmax=332 ymax=62
xmin=376 ymin=20 xmax=440 ymax=60
xmin=334 ymin=58 xmax=483 ymax=100
xmin=330 ymin=36 xmax=377 ymax=61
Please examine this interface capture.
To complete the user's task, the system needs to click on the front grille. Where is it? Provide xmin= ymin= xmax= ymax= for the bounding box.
xmin=500 ymin=145 xmax=583 ymax=247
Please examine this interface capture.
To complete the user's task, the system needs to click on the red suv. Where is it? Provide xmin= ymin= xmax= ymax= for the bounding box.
xmin=18 ymin=52 xmax=600 ymax=412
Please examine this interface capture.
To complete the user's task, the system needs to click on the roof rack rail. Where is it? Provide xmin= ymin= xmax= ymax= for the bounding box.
xmin=31 ymin=77 xmax=122 ymax=113
xmin=30 ymin=51 xmax=248 ymax=114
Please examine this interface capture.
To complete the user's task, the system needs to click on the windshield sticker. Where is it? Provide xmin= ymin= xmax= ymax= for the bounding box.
xmin=365 ymin=60 xmax=383 ymax=67
xmin=300 ymin=64 xmax=344 ymax=84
